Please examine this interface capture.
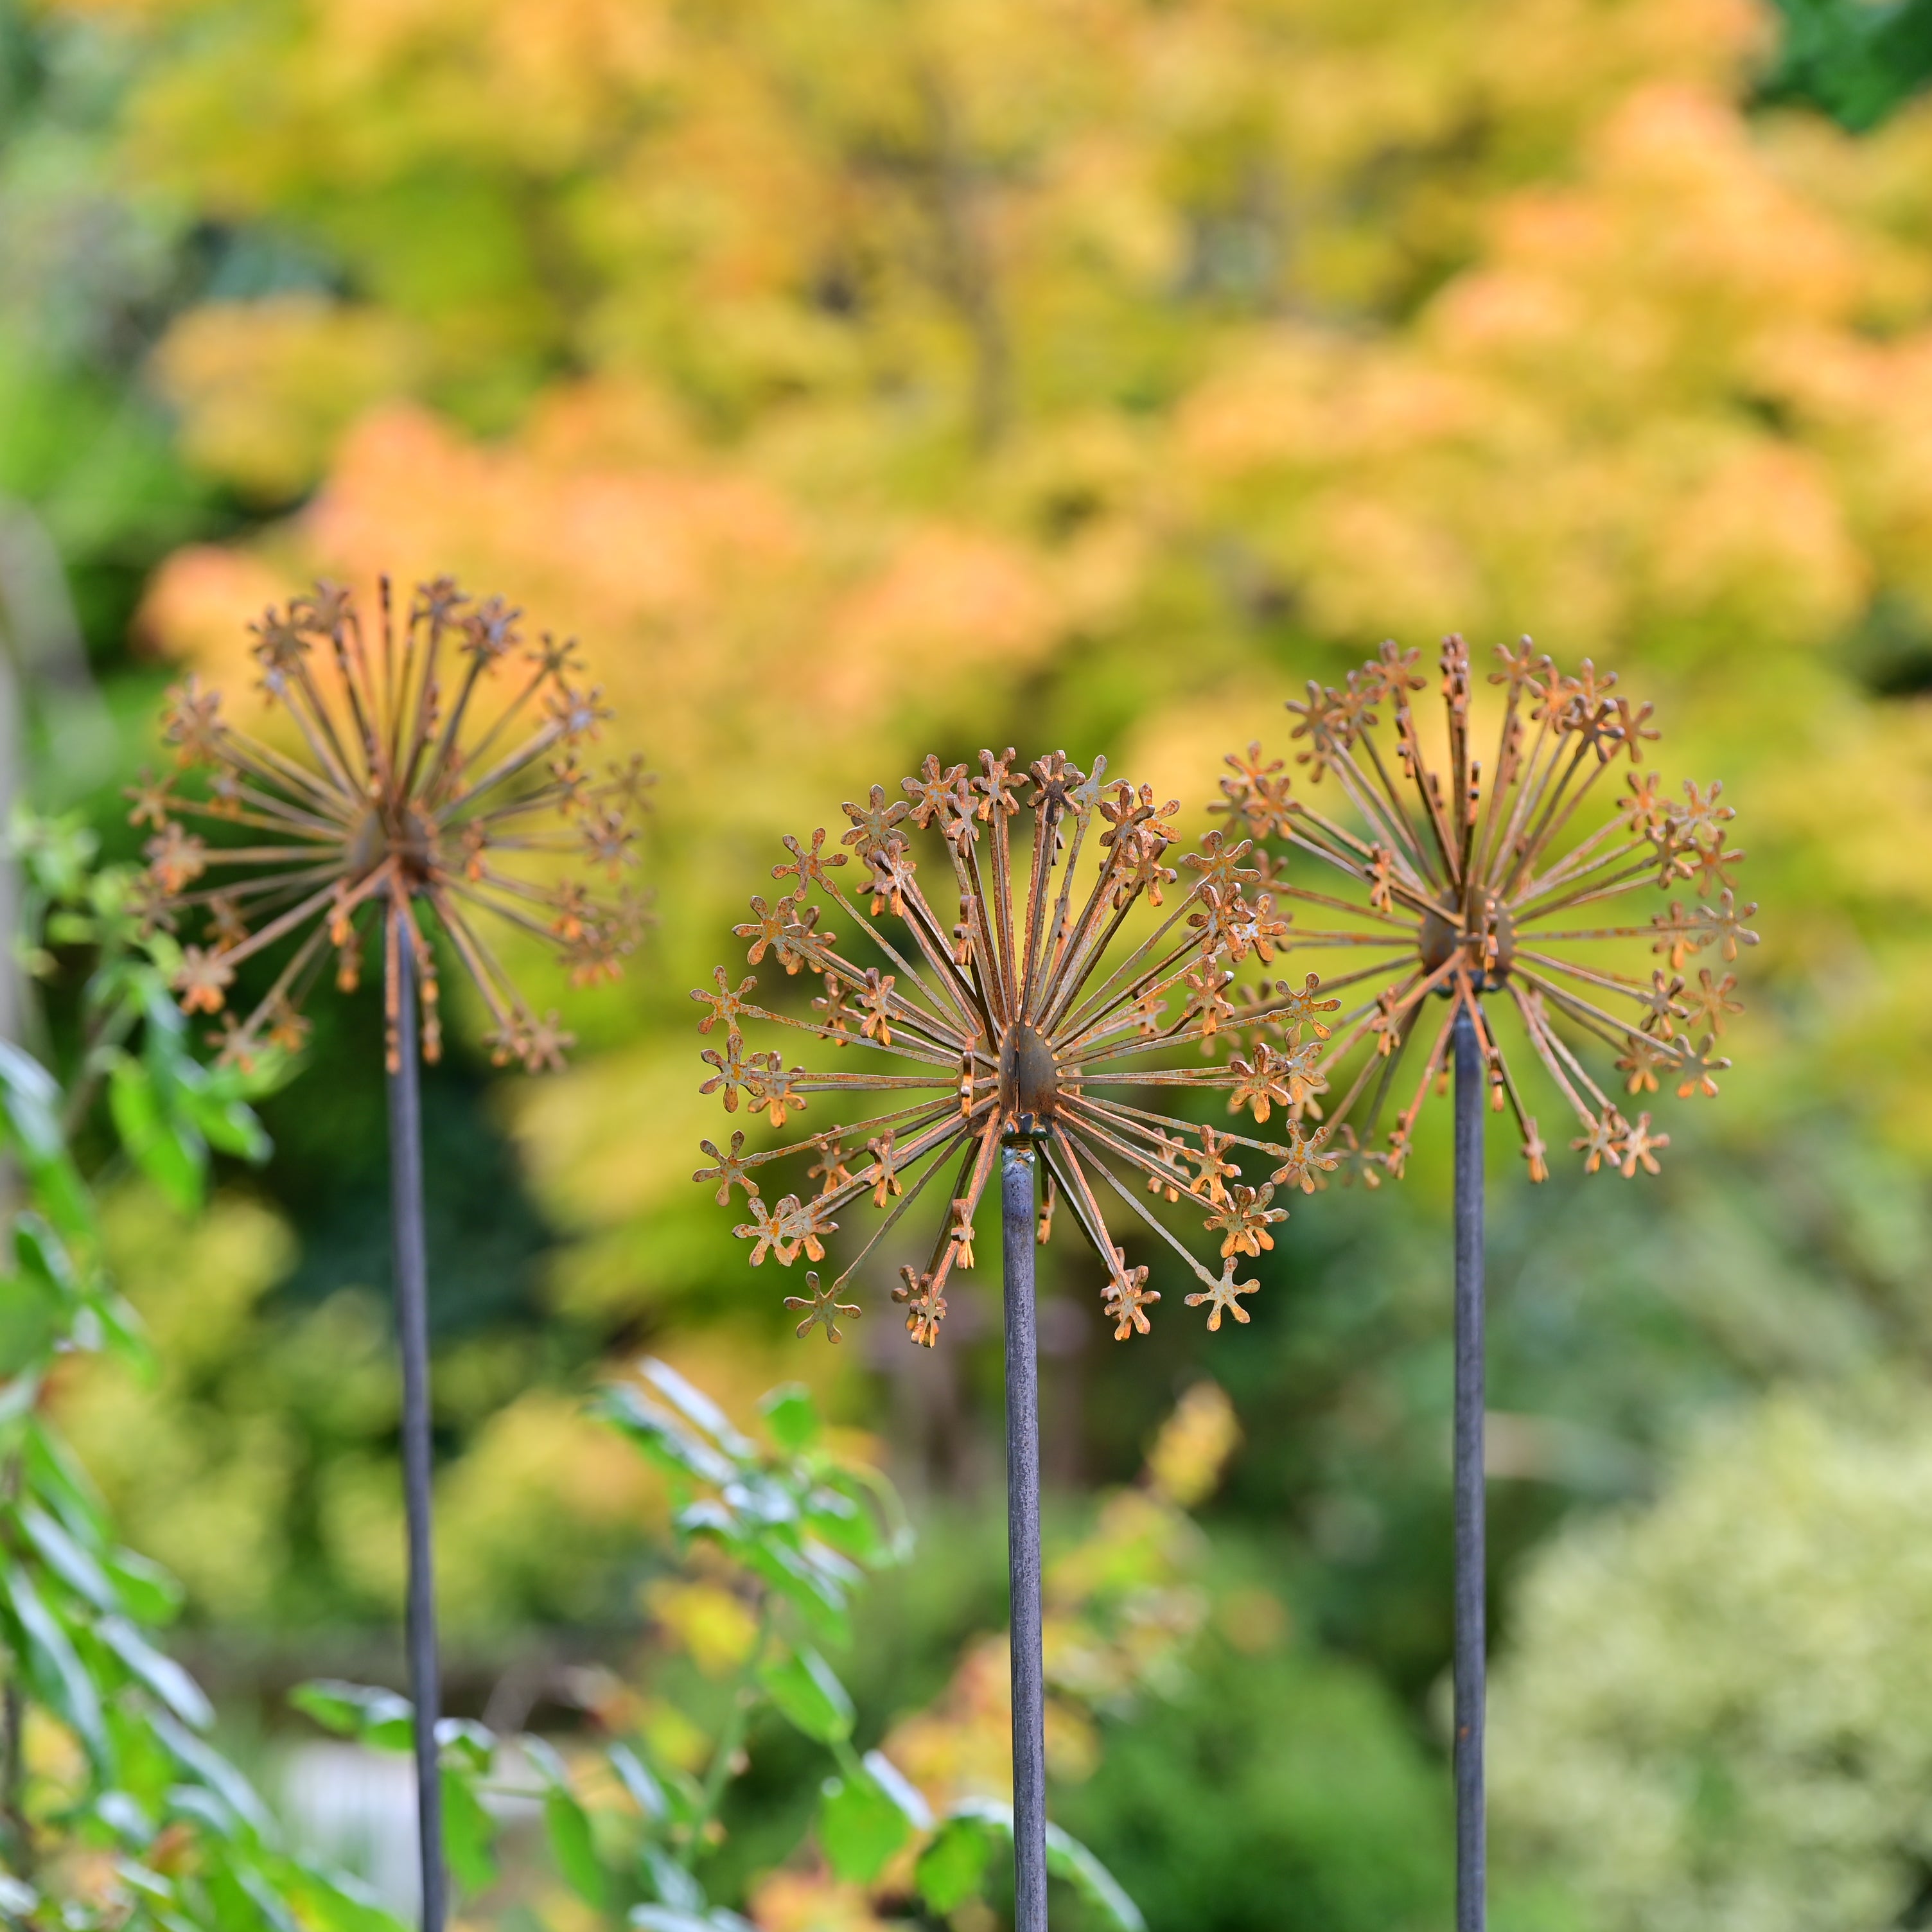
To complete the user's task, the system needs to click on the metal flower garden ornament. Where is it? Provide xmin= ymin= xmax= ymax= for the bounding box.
xmin=694 ymin=749 xmax=1327 ymax=1931
xmin=1213 ymin=635 xmax=1756 ymax=1932
xmin=132 ymin=578 xmax=648 ymax=1932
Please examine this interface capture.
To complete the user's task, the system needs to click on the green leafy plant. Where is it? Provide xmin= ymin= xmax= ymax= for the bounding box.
xmin=0 ymin=807 xmax=398 ymax=1928
xmin=296 ymin=1358 xmax=1144 ymax=1929
xmin=1491 ymin=1386 xmax=1932 ymax=1932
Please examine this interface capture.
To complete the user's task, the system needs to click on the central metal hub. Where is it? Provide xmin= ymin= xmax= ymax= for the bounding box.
xmin=349 ymin=804 xmax=435 ymax=887
xmin=347 ymin=807 xmax=387 ymax=881
xmin=393 ymin=806 xmax=435 ymax=886
xmin=1419 ymin=897 xmax=1515 ymax=987
xmin=999 ymin=1022 xmax=1060 ymax=1125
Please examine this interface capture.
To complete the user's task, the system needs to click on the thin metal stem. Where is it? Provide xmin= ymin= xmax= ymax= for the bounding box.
xmin=1001 ymin=1140 xmax=1048 ymax=1932
xmin=1453 ymin=1006 xmax=1486 ymax=1932
xmin=388 ymin=940 xmax=447 ymax=1932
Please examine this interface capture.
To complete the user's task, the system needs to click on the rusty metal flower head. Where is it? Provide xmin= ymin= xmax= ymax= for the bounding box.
xmin=694 ymin=750 xmax=1326 ymax=1343
xmin=1210 ymin=636 xmax=1757 ymax=1185
xmin=130 ymin=577 xmax=649 ymax=1073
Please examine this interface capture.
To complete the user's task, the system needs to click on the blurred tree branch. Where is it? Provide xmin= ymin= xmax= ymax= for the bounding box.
xmin=914 ymin=64 xmax=1011 ymax=451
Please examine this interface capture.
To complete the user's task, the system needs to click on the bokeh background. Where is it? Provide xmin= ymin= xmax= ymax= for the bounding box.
xmin=10 ymin=0 xmax=1932 ymax=1926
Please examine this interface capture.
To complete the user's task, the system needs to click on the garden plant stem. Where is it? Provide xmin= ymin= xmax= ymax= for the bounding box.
xmin=682 ymin=1603 xmax=773 ymax=1871
xmin=1 ymin=1443 xmax=26 ymax=1875
xmin=0 ymin=1676 xmax=22 ymax=1872
xmin=1001 ymin=1139 xmax=1048 ymax=1932
xmin=1453 ymin=1006 xmax=1487 ymax=1932
xmin=388 ymin=938 xmax=446 ymax=1932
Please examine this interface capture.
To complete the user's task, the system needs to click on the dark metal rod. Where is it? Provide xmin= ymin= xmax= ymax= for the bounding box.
xmin=1001 ymin=1140 xmax=1048 ymax=1932
xmin=388 ymin=937 xmax=447 ymax=1932
xmin=1452 ymin=1006 xmax=1487 ymax=1932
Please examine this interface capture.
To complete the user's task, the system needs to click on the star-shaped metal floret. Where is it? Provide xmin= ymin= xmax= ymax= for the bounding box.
xmin=1184 ymin=1258 xmax=1260 ymax=1332
xmin=784 ymin=1271 xmax=863 ymax=1343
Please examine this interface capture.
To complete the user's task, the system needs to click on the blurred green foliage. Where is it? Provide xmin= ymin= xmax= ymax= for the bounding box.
xmin=1766 ymin=0 xmax=1932 ymax=130
xmin=0 ymin=811 xmax=396 ymax=1928
xmin=11 ymin=0 xmax=1932 ymax=1924
xmin=1058 ymin=1624 xmax=1451 ymax=1932
xmin=0 ymin=3 xmax=220 ymax=662
xmin=1492 ymin=1385 xmax=1932 ymax=1929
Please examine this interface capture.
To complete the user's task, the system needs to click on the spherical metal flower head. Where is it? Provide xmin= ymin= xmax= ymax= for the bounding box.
xmin=130 ymin=577 xmax=651 ymax=1074
xmin=693 ymin=750 xmax=1323 ymax=1343
xmin=1211 ymin=636 xmax=1758 ymax=1184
